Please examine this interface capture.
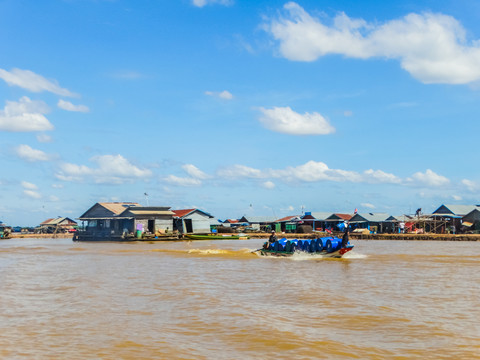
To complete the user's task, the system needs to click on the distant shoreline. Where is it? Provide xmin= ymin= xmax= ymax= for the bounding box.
xmin=3 ymin=232 xmax=480 ymax=241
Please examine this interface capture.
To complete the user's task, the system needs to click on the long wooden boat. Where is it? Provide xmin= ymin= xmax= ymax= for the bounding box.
xmin=185 ymin=233 xmax=250 ymax=240
xmin=255 ymin=237 xmax=353 ymax=258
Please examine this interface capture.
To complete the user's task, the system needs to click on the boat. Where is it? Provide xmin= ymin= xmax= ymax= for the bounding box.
xmin=185 ymin=233 xmax=250 ymax=240
xmin=255 ymin=237 xmax=353 ymax=258
xmin=0 ymin=225 xmax=11 ymax=239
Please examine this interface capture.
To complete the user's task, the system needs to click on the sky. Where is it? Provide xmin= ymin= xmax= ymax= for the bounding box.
xmin=1 ymin=0 xmax=480 ymax=226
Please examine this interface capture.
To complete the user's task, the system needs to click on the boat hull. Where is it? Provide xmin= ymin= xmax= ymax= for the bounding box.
xmin=259 ymin=246 xmax=353 ymax=258
xmin=256 ymin=237 xmax=353 ymax=258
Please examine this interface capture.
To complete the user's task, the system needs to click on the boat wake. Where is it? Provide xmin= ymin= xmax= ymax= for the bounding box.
xmin=149 ymin=248 xmax=257 ymax=259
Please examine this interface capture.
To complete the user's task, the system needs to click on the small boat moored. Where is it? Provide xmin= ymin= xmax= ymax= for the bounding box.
xmin=255 ymin=237 xmax=353 ymax=258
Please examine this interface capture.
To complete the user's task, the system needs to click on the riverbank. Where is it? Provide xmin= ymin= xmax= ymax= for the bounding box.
xmin=4 ymin=232 xmax=480 ymax=241
xmin=245 ymin=232 xmax=480 ymax=241
xmin=6 ymin=233 xmax=74 ymax=239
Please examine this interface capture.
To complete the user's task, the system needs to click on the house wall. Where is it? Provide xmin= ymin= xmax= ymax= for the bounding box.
xmin=184 ymin=212 xmax=211 ymax=233
xmin=155 ymin=218 xmax=173 ymax=232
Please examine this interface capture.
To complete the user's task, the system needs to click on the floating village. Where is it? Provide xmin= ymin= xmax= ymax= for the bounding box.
xmin=1 ymin=202 xmax=480 ymax=241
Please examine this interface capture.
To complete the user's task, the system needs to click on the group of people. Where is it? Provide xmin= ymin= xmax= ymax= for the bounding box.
xmin=263 ymin=227 xmax=350 ymax=250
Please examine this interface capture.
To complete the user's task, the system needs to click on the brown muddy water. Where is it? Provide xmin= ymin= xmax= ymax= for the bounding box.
xmin=0 ymin=238 xmax=479 ymax=359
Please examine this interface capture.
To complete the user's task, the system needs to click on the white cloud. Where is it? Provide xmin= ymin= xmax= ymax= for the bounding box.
xmin=0 ymin=97 xmax=53 ymax=132
xmin=363 ymin=169 xmax=402 ymax=184
xmin=15 ymin=144 xmax=51 ymax=162
xmin=217 ymin=164 xmax=264 ymax=179
xmin=21 ymin=181 xmax=38 ymax=190
xmin=461 ymin=179 xmax=479 ymax=192
xmin=57 ymin=99 xmax=89 ymax=113
xmin=192 ymin=0 xmax=233 ymax=8
xmin=266 ymin=2 xmax=480 ymax=84
xmin=205 ymin=90 xmax=234 ymax=100
xmin=24 ymin=189 xmax=42 ymax=199
xmin=36 ymin=133 xmax=53 ymax=143
xmin=109 ymin=71 xmax=144 ymax=80
xmin=55 ymin=154 xmax=152 ymax=184
xmin=0 ymin=68 xmax=76 ymax=96
xmin=259 ymin=106 xmax=335 ymax=135
xmin=262 ymin=181 xmax=276 ymax=189
xmin=452 ymin=195 xmax=462 ymax=201
xmin=164 ymin=175 xmax=202 ymax=187
xmin=182 ymin=164 xmax=210 ymax=179
xmin=361 ymin=203 xmax=375 ymax=209
xmin=272 ymin=161 xmax=362 ymax=182
xmin=408 ymin=169 xmax=450 ymax=187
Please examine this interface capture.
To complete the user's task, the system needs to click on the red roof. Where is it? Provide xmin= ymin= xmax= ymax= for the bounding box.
xmin=335 ymin=214 xmax=353 ymax=221
xmin=224 ymin=219 xmax=239 ymax=223
xmin=40 ymin=218 xmax=55 ymax=225
xmin=172 ymin=209 xmax=196 ymax=218
xmin=275 ymin=215 xmax=301 ymax=222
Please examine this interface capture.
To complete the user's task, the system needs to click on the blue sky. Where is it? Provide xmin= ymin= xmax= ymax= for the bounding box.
xmin=1 ymin=0 xmax=480 ymax=226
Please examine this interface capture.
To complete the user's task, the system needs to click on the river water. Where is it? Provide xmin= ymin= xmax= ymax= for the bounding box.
xmin=0 ymin=238 xmax=478 ymax=359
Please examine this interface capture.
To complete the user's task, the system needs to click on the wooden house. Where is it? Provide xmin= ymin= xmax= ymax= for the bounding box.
xmin=462 ymin=208 xmax=480 ymax=233
xmin=348 ymin=213 xmax=390 ymax=233
xmin=301 ymin=212 xmax=332 ymax=231
xmin=324 ymin=213 xmax=353 ymax=231
xmin=238 ymin=216 xmax=277 ymax=232
xmin=76 ymin=202 xmax=175 ymax=241
xmin=171 ymin=209 xmax=214 ymax=234
xmin=432 ymin=204 xmax=480 ymax=233
xmin=274 ymin=215 xmax=302 ymax=233
xmin=38 ymin=217 xmax=78 ymax=233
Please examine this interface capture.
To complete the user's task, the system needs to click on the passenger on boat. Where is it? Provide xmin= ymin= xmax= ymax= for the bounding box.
xmin=264 ymin=230 xmax=277 ymax=249
xmin=341 ymin=228 xmax=349 ymax=248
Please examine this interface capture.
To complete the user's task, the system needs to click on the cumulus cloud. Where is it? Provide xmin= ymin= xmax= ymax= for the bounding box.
xmin=0 ymin=68 xmax=76 ymax=96
xmin=217 ymin=164 xmax=264 ymax=179
xmin=21 ymin=181 xmax=41 ymax=199
xmin=15 ymin=144 xmax=51 ymax=162
xmin=55 ymin=154 xmax=152 ymax=184
xmin=407 ymin=169 xmax=450 ymax=187
xmin=461 ymin=179 xmax=479 ymax=192
xmin=363 ymin=169 xmax=402 ymax=184
xmin=0 ymin=97 xmax=53 ymax=132
xmin=57 ymin=99 xmax=89 ymax=113
xmin=21 ymin=181 xmax=38 ymax=190
xmin=192 ymin=0 xmax=233 ymax=8
xmin=163 ymin=175 xmax=202 ymax=187
xmin=182 ymin=164 xmax=210 ymax=179
xmin=262 ymin=181 xmax=276 ymax=189
xmin=24 ymin=189 xmax=42 ymax=199
xmin=259 ymin=106 xmax=335 ymax=135
xmin=163 ymin=164 xmax=210 ymax=187
xmin=361 ymin=203 xmax=375 ymax=209
xmin=265 ymin=2 xmax=480 ymax=84
xmin=36 ymin=133 xmax=53 ymax=143
xmin=218 ymin=161 xmax=450 ymax=188
xmin=205 ymin=90 xmax=234 ymax=100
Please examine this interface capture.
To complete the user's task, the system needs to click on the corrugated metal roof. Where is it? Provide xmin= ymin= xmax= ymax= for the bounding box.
xmin=126 ymin=210 xmax=174 ymax=216
xmin=349 ymin=212 xmax=390 ymax=223
xmin=99 ymin=202 xmax=141 ymax=215
xmin=302 ymin=212 xmax=332 ymax=221
xmin=242 ymin=216 xmax=277 ymax=223
xmin=433 ymin=204 xmax=480 ymax=216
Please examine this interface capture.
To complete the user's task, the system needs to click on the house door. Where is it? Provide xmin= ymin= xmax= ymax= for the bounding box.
xmin=148 ymin=220 xmax=155 ymax=233
xmin=184 ymin=219 xmax=193 ymax=233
